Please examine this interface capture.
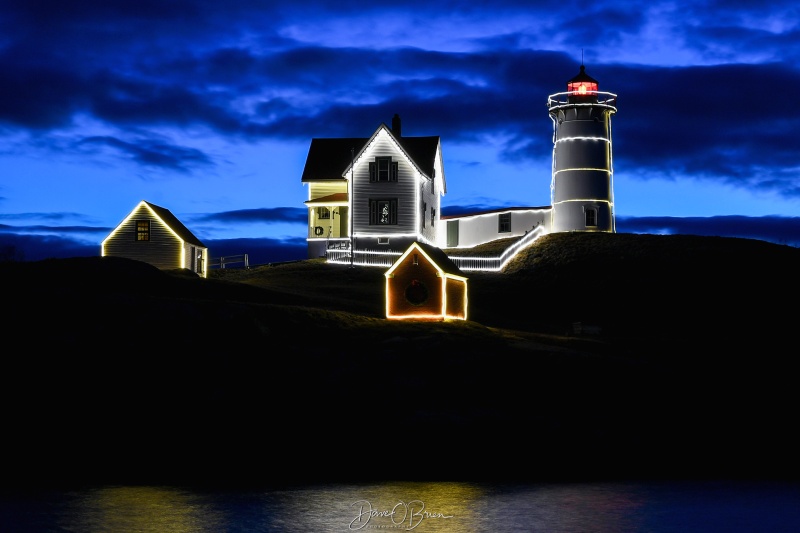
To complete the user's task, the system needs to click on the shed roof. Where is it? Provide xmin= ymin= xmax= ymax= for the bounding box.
xmin=386 ymin=241 xmax=466 ymax=279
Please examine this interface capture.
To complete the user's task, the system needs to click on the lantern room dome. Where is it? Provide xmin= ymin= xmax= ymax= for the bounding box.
xmin=567 ymin=65 xmax=598 ymax=101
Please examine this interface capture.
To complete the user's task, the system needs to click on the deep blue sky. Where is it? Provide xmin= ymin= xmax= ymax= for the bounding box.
xmin=1 ymin=0 xmax=798 ymax=265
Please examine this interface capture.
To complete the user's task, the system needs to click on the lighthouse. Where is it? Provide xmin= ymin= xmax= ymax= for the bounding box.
xmin=548 ymin=64 xmax=617 ymax=233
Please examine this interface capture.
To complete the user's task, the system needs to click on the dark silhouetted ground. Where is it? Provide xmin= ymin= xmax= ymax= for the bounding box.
xmin=2 ymin=232 xmax=798 ymax=489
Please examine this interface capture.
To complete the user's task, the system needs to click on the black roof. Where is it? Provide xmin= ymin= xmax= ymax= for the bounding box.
xmin=301 ymin=124 xmax=440 ymax=182
xmin=144 ymin=201 xmax=206 ymax=248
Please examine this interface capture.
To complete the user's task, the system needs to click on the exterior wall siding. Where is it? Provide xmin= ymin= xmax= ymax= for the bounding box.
xmin=549 ymin=99 xmax=615 ymax=233
xmin=306 ymin=181 xmax=349 ymax=256
xmin=437 ymin=208 xmax=551 ymax=248
xmin=387 ymin=255 xmax=444 ymax=317
xmin=352 ymin=131 xmax=418 ymax=241
xmin=445 ymin=277 xmax=467 ymax=319
xmin=419 ymin=175 xmax=437 ymax=244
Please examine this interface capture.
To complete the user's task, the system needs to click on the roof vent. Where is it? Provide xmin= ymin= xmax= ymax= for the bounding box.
xmin=392 ymin=114 xmax=401 ymax=137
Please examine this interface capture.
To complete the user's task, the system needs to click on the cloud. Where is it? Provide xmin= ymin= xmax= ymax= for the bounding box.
xmin=617 ymin=215 xmax=800 ymax=246
xmin=4 ymin=37 xmax=797 ymax=199
xmin=78 ymin=135 xmax=214 ymax=172
xmin=205 ymin=237 xmax=307 ymax=266
xmin=1 ymin=0 xmax=799 ymax=218
xmin=190 ymin=207 xmax=307 ymax=225
xmin=0 ymin=231 xmax=307 ymax=266
xmin=0 ymin=233 xmax=99 ymax=262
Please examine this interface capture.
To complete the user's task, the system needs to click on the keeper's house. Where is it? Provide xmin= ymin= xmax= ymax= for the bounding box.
xmin=101 ymin=200 xmax=208 ymax=278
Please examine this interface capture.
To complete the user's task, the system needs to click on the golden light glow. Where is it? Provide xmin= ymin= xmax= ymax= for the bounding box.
xmin=64 ymin=485 xmax=213 ymax=532
xmin=101 ymin=200 xmax=207 ymax=278
xmin=384 ymin=243 xmax=468 ymax=320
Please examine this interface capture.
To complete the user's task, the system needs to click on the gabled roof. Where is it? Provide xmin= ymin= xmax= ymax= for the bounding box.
xmin=386 ymin=241 xmax=466 ymax=280
xmin=301 ymin=123 xmax=441 ymax=183
xmin=142 ymin=201 xmax=205 ymax=248
xmin=301 ymin=137 xmax=364 ymax=182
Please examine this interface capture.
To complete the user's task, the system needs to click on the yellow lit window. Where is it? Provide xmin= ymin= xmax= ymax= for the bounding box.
xmin=136 ymin=220 xmax=150 ymax=241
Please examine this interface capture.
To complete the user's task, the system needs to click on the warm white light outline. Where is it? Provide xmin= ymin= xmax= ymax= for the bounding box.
xmin=101 ymin=200 xmax=206 ymax=277
xmin=552 ymin=168 xmax=612 ymax=175
xmin=547 ymin=90 xmax=617 ymax=110
xmin=384 ymin=242 xmax=468 ymax=320
xmin=555 ymin=136 xmax=610 ymax=144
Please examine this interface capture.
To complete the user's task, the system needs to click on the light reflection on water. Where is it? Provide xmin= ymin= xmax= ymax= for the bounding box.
xmin=2 ymin=480 xmax=799 ymax=532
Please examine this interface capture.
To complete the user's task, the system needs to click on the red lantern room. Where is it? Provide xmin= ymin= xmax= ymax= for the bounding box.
xmin=567 ymin=64 xmax=598 ymax=103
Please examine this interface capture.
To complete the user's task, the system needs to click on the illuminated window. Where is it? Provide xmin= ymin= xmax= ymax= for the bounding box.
xmin=369 ymin=199 xmax=397 ymax=225
xmin=499 ymin=213 xmax=511 ymax=233
xmin=136 ymin=220 xmax=150 ymax=241
xmin=585 ymin=208 xmax=597 ymax=227
xmin=369 ymin=157 xmax=398 ymax=182
xmin=318 ymin=207 xmax=330 ymax=219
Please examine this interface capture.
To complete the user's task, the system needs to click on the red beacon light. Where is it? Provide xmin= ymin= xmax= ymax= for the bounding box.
xmin=567 ymin=65 xmax=599 ymax=103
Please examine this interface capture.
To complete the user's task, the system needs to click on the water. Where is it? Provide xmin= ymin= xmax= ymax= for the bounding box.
xmin=2 ymin=480 xmax=799 ymax=532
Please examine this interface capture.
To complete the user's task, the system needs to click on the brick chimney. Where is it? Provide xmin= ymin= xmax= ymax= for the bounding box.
xmin=391 ymin=113 xmax=401 ymax=137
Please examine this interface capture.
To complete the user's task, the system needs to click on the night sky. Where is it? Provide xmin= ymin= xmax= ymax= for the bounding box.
xmin=1 ymin=0 xmax=798 ymax=265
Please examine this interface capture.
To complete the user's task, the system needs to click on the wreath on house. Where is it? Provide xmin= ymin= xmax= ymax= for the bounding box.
xmin=404 ymin=279 xmax=429 ymax=306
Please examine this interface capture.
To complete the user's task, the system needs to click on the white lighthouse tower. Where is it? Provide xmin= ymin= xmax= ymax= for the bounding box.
xmin=547 ymin=64 xmax=617 ymax=233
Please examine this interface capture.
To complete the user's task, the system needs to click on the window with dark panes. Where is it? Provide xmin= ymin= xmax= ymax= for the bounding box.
xmin=585 ymin=208 xmax=597 ymax=227
xmin=499 ymin=213 xmax=511 ymax=233
xmin=369 ymin=157 xmax=398 ymax=182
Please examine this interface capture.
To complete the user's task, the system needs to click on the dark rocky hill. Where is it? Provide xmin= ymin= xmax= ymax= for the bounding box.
xmin=2 ymin=232 xmax=798 ymax=489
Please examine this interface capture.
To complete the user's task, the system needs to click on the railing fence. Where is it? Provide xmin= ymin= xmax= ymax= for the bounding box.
xmin=209 ymin=254 xmax=249 ymax=269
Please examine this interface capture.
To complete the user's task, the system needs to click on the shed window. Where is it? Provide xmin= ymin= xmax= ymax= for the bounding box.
xmin=136 ymin=220 xmax=150 ymax=241
xmin=318 ymin=207 xmax=330 ymax=219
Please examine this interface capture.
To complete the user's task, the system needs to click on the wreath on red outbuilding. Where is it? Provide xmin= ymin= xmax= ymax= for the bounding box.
xmin=405 ymin=279 xmax=429 ymax=306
